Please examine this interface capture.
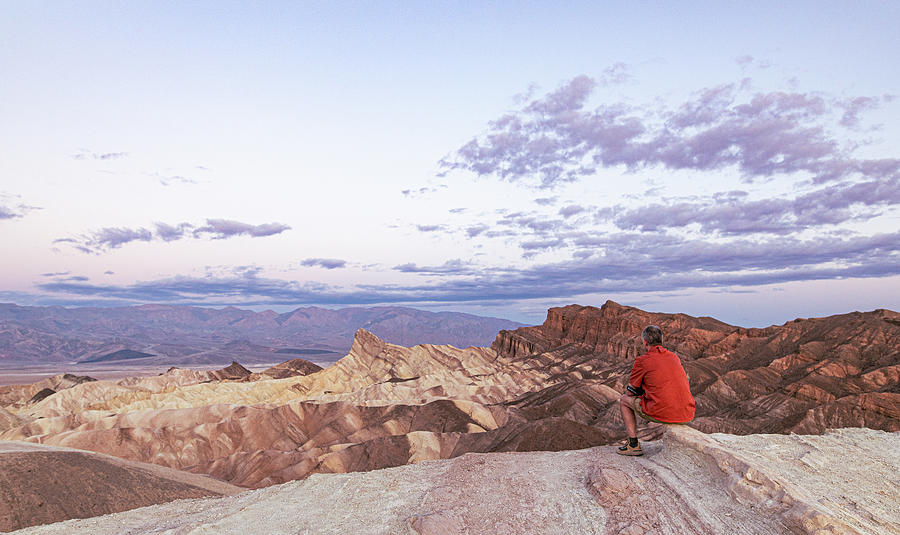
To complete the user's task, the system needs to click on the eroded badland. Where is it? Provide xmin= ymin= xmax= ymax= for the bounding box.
xmin=1 ymin=302 xmax=898 ymax=534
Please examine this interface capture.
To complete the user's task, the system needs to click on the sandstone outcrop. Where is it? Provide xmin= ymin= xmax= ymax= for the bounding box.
xmin=0 ymin=441 xmax=241 ymax=532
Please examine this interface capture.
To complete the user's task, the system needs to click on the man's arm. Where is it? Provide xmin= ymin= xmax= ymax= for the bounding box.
xmin=626 ymin=358 xmax=646 ymax=396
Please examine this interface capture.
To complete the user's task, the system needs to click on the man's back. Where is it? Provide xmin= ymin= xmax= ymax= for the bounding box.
xmin=629 ymin=346 xmax=695 ymax=423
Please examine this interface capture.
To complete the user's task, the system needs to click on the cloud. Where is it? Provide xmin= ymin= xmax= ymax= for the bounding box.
xmin=610 ymin=175 xmax=900 ymax=235
xmin=416 ymin=224 xmax=446 ymax=232
xmin=466 ymin=224 xmax=490 ymax=237
xmin=87 ymin=227 xmax=153 ymax=250
xmin=402 ymin=185 xmax=447 ymax=198
xmin=193 ymin=219 xmax=291 ymax=239
xmin=301 ymin=258 xmax=347 ymax=269
xmin=57 ymin=219 xmax=292 ymax=253
xmin=73 ymin=149 xmax=128 ymax=161
xmin=0 ymin=205 xmax=19 ymax=220
xmin=558 ymin=204 xmax=586 ymax=218
xmin=735 ymin=55 xmax=754 ymax=68
xmin=439 ymin=75 xmax=898 ymax=188
xmin=153 ymin=173 xmax=198 ymax=186
xmin=598 ymin=62 xmax=632 ymax=86
xmin=0 ymin=194 xmax=41 ymax=221
xmin=520 ymin=237 xmax=565 ymax=250
xmin=34 ymin=230 xmax=900 ymax=308
xmin=838 ymin=96 xmax=884 ymax=128
xmin=392 ymin=259 xmax=475 ymax=275
xmin=155 ymin=222 xmax=193 ymax=242
xmin=734 ymin=55 xmax=773 ymax=71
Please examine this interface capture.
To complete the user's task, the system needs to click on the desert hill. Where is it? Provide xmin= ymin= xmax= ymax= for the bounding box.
xmin=1 ymin=301 xmax=897 ymax=495
xmin=9 ymin=426 xmax=899 ymax=535
xmin=0 ymin=441 xmax=241 ymax=532
xmin=0 ymin=303 xmax=523 ymax=365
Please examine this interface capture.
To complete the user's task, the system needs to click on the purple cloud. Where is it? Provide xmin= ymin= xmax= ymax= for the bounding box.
xmin=466 ymin=224 xmax=490 ymax=237
xmin=73 ymin=149 xmax=128 ymax=161
xmin=58 ymin=218 xmax=292 ymax=254
xmin=402 ymin=185 xmax=447 ymax=198
xmin=393 ymin=259 xmax=474 ymax=275
xmin=34 ymin=230 xmax=900 ymax=307
xmin=416 ymin=224 xmax=445 ymax=232
xmin=155 ymin=222 xmax=193 ymax=242
xmin=838 ymin=96 xmax=884 ymax=128
xmin=0 ymin=205 xmax=19 ymax=220
xmin=558 ymin=204 xmax=586 ymax=218
xmin=439 ymin=75 xmax=897 ymax=188
xmin=598 ymin=62 xmax=632 ymax=86
xmin=89 ymin=227 xmax=153 ymax=250
xmin=193 ymin=219 xmax=291 ymax=239
xmin=611 ymin=175 xmax=900 ymax=235
xmin=0 ymin=196 xmax=40 ymax=220
xmin=301 ymin=258 xmax=347 ymax=269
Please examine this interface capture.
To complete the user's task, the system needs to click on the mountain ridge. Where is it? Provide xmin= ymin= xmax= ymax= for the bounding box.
xmin=0 ymin=303 xmax=523 ymax=365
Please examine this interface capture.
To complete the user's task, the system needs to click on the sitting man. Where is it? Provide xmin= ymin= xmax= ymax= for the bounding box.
xmin=617 ymin=325 xmax=695 ymax=456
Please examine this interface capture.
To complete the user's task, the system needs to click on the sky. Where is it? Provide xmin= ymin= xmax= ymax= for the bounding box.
xmin=1 ymin=1 xmax=898 ymax=327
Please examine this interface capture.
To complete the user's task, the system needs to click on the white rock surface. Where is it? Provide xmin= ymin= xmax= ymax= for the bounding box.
xmin=11 ymin=427 xmax=900 ymax=535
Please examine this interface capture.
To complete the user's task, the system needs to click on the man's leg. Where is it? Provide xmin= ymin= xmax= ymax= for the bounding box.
xmin=617 ymin=394 xmax=643 ymax=455
xmin=619 ymin=394 xmax=638 ymax=437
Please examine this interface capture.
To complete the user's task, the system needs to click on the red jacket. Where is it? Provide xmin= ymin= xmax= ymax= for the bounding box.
xmin=629 ymin=345 xmax=695 ymax=423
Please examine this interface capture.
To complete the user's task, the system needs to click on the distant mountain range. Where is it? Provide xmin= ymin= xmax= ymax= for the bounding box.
xmin=0 ymin=304 xmax=524 ymax=365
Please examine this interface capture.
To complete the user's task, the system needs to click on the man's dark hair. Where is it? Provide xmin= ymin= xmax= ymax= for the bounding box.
xmin=641 ymin=325 xmax=663 ymax=346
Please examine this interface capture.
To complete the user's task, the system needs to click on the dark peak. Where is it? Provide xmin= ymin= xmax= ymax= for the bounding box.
xmin=28 ymin=388 xmax=56 ymax=404
xmin=262 ymin=358 xmax=323 ymax=377
xmin=210 ymin=361 xmax=252 ymax=380
xmin=59 ymin=373 xmax=96 ymax=383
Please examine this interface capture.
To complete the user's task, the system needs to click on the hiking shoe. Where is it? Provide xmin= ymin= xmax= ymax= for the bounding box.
xmin=616 ymin=441 xmax=643 ymax=456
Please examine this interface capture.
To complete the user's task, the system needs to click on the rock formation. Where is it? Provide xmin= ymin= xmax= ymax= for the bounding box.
xmin=248 ymin=358 xmax=323 ymax=380
xmin=0 ymin=374 xmax=96 ymax=409
xmin=494 ymin=302 xmax=900 ymax=435
xmin=1 ymin=301 xmax=897 ymax=495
